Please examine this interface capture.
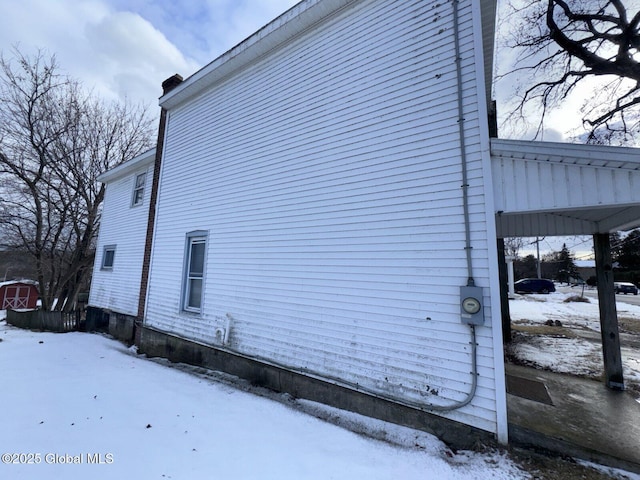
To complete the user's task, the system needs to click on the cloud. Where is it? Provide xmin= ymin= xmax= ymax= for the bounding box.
xmin=0 ymin=0 xmax=200 ymax=107
xmin=126 ymin=0 xmax=301 ymax=64
xmin=0 ymin=0 xmax=300 ymax=108
xmin=200 ymin=0 xmax=300 ymax=56
xmin=87 ymin=0 xmax=300 ymax=66
xmin=83 ymin=10 xmax=200 ymax=104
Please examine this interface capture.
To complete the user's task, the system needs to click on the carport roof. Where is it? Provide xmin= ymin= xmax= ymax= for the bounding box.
xmin=491 ymin=138 xmax=640 ymax=237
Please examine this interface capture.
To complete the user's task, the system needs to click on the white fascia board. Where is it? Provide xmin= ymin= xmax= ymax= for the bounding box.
xmin=471 ymin=0 xmax=507 ymax=445
xmin=97 ymin=148 xmax=156 ymax=184
xmin=479 ymin=0 xmax=496 ymax=106
xmin=491 ymin=138 xmax=640 ymax=170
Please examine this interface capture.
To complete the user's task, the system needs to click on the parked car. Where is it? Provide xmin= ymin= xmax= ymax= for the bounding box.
xmin=614 ymin=282 xmax=638 ymax=295
xmin=514 ymin=278 xmax=556 ymax=294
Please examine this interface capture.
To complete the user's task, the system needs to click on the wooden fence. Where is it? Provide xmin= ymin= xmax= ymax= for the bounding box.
xmin=6 ymin=309 xmax=84 ymax=333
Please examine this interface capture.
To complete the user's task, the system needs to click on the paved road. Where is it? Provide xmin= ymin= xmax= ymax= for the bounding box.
xmin=614 ymin=293 xmax=640 ymax=307
xmin=559 ymin=286 xmax=640 ymax=307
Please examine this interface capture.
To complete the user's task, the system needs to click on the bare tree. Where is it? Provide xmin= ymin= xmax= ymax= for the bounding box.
xmin=503 ymin=237 xmax=525 ymax=258
xmin=0 ymin=48 xmax=154 ymax=310
xmin=498 ymin=0 xmax=640 ymax=144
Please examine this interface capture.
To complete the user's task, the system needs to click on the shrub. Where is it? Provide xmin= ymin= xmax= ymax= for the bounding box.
xmin=563 ymin=295 xmax=590 ymax=303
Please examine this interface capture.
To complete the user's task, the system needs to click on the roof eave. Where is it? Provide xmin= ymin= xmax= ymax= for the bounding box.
xmin=160 ymin=0 xmax=355 ymax=110
xmin=97 ymin=148 xmax=156 ymax=184
xmin=160 ymin=0 xmax=499 ymax=111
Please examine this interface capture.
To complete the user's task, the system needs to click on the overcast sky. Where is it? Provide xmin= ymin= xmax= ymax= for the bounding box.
xmin=0 ymin=0 xmax=601 ymax=257
xmin=0 ymin=0 xmax=299 ymax=108
xmin=0 ymin=0 xmax=590 ymax=133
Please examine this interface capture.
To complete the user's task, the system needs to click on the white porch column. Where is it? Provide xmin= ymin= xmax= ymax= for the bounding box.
xmin=506 ymin=255 xmax=515 ymax=298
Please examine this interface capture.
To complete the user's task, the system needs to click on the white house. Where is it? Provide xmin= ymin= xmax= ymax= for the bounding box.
xmin=89 ymin=148 xmax=155 ymax=341
xmin=139 ymin=0 xmax=505 ymax=445
xmin=92 ymin=0 xmax=640 ymax=448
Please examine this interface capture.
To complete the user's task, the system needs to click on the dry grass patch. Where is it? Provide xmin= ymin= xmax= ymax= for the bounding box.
xmin=511 ymin=323 xmax=577 ymax=337
xmin=618 ymin=316 xmax=640 ymax=335
xmin=563 ymin=295 xmax=590 ymax=303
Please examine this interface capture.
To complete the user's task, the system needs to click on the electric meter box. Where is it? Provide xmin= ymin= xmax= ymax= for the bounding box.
xmin=460 ymin=285 xmax=484 ymax=326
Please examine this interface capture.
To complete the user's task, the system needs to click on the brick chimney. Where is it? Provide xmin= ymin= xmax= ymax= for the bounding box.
xmin=135 ymin=74 xmax=184 ymax=345
xmin=162 ymin=74 xmax=184 ymax=94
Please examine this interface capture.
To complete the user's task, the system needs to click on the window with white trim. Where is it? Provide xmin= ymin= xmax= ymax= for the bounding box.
xmin=102 ymin=245 xmax=116 ymax=270
xmin=183 ymin=232 xmax=207 ymax=312
xmin=131 ymin=172 xmax=146 ymax=207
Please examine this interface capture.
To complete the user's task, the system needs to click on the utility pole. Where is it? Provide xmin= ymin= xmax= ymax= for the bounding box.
xmin=530 ymin=237 xmax=544 ymax=278
xmin=536 ymin=237 xmax=541 ymax=278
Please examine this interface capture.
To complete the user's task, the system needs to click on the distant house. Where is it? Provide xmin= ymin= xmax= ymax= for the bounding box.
xmin=88 ymin=148 xmax=155 ymax=341
xmin=0 ymin=280 xmax=38 ymax=310
xmin=92 ymin=0 xmax=640 ymax=449
xmin=575 ymin=260 xmax=596 ymax=283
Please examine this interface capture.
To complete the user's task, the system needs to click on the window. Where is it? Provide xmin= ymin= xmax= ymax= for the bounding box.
xmin=131 ymin=172 xmax=146 ymax=206
xmin=183 ymin=232 xmax=207 ymax=312
xmin=102 ymin=245 xmax=116 ymax=270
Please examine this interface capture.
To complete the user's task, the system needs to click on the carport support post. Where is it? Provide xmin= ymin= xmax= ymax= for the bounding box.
xmin=593 ymin=233 xmax=624 ymax=390
xmin=497 ymin=238 xmax=511 ymax=343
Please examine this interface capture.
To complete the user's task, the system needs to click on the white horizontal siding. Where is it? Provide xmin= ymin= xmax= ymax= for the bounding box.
xmin=147 ymin=0 xmax=499 ymax=433
xmin=89 ymin=162 xmax=153 ymax=316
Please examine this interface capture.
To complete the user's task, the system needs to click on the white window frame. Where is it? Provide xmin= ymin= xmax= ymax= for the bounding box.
xmin=131 ymin=172 xmax=146 ymax=207
xmin=101 ymin=245 xmax=116 ymax=270
xmin=182 ymin=231 xmax=208 ymax=313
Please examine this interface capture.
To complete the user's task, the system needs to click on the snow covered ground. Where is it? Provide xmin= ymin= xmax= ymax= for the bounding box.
xmin=2 ymin=289 xmax=640 ymax=479
xmin=508 ymin=286 xmax=640 ymax=395
xmin=0 ymin=320 xmax=529 ymax=480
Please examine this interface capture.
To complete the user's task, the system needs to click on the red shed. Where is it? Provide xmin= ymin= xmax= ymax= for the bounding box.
xmin=0 ymin=281 xmax=39 ymax=310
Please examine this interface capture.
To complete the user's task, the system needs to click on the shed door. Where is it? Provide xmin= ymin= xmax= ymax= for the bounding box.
xmin=3 ymin=286 xmax=30 ymax=309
